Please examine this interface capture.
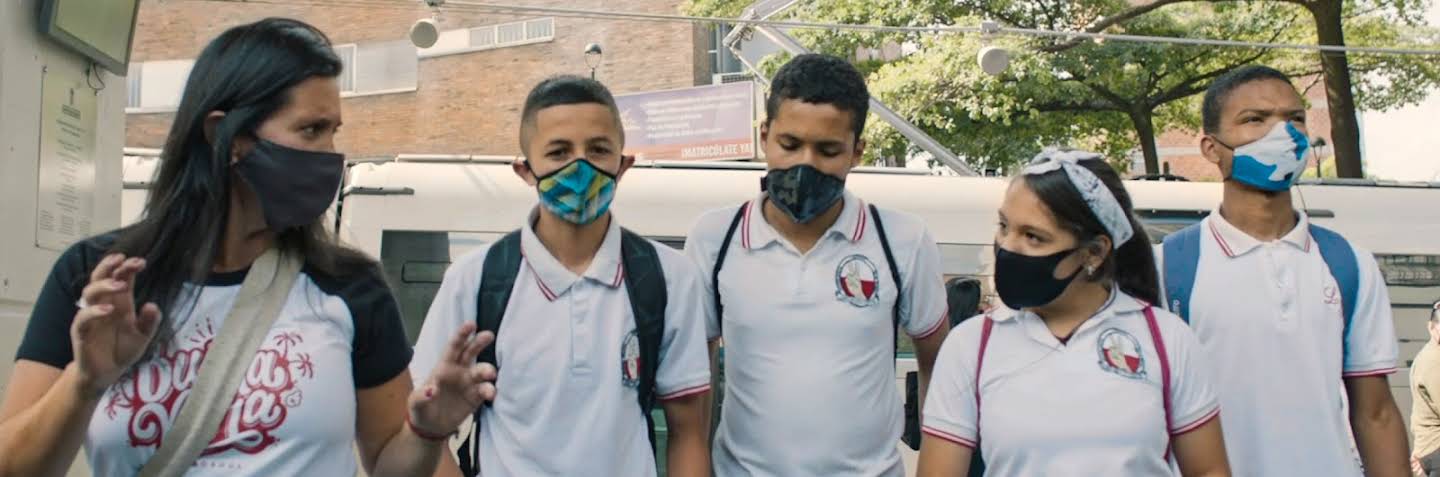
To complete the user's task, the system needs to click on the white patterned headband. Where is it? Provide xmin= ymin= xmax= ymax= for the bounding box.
xmin=1021 ymin=149 xmax=1135 ymax=249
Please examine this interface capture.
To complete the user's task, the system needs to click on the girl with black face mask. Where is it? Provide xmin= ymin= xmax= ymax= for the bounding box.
xmin=1 ymin=19 xmax=492 ymax=477
xmin=916 ymin=150 xmax=1231 ymax=477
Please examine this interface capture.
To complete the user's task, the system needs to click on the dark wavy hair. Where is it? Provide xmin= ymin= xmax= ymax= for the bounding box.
xmin=110 ymin=18 xmax=371 ymax=360
xmin=1022 ymin=156 xmax=1159 ymax=304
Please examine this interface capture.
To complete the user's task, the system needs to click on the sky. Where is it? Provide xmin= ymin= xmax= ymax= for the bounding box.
xmin=1360 ymin=2 xmax=1440 ymax=182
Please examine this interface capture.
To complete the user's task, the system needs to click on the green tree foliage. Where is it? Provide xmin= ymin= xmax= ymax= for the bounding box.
xmin=685 ymin=0 xmax=1440 ymax=174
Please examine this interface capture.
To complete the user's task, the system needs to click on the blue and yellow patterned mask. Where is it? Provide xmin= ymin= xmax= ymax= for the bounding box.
xmin=532 ymin=159 xmax=617 ymax=225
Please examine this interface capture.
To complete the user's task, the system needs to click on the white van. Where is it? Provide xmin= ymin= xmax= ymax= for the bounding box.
xmin=121 ymin=153 xmax=1440 ymax=471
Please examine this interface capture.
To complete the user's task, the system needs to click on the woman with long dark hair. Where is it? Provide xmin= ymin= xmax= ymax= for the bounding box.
xmin=0 ymin=18 xmax=492 ymax=476
xmin=916 ymin=149 xmax=1230 ymax=476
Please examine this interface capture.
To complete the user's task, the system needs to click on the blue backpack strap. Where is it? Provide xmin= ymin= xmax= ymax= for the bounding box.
xmin=619 ymin=228 xmax=668 ymax=456
xmin=1309 ymin=224 xmax=1360 ymax=360
xmin=1161 ymin=224 xmax=1204 ymax=323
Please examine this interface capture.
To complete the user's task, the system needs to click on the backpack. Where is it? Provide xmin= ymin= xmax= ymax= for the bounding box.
xmin=456 ymin=228 xmax=667 ymax=476
xmin=711 ymin=201 xmax=916 ymax=448
xmin=971 ymin=306 xmax=1175 ymax=464
xmin=1160 ymin=222 xmax=1360 ymax=361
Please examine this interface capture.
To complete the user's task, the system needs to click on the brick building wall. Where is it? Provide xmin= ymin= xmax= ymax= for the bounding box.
xmin=125 ymin=0 xmax=711 ymax=158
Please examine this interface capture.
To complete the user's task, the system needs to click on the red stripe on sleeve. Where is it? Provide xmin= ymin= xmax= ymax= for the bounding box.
xmin=1171 ymin=407 xmax=1220 ymax=436
xmin=658 ymin=383 xmax=711 ymax=401
xmin=909 ymin=308 xmax=948 ymax=339
xmin=921 ymin=426 xmax=977 ymax=449
xmin=1343 ymin=368 xmax=1398 ymax=378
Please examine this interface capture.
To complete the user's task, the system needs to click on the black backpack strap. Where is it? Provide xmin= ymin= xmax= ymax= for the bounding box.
xmin=620 ymin=228 xmax=668 ymax=455
xmin=458 ymin=230 xmax=523 ymax=476
xmin=868 ymin=204 xmax=903 ymax=358
xmin=475 ymin=231 xmax=524 ymax=394
xmin=711 ymin=202 xmax=749 ymax=333
xmin=871 ymin=204 xmax=920 ymax=451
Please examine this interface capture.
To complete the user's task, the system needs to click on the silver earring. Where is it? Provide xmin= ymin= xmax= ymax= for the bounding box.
xmin=1086 ymin=265 xmax=1097 ymax=276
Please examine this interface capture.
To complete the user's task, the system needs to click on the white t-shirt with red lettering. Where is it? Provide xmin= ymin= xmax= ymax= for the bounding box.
xmin=16 ymin=234 xmax=412 ymax=476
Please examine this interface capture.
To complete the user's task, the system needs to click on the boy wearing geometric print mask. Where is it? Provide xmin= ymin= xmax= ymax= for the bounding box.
xmin=409 ymin=76 xmax=714 ymax=477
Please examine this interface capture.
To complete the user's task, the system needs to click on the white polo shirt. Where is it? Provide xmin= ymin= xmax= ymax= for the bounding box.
xmin=410 ymin=213 xmax=712 ymax=477
xmin=684 ymin=191 xmax=948 ymax=476
xmin=1155 ymin=210 xmax=1398 ymax=477
xmin=922 ymin=290 xmax=1219 ymax=476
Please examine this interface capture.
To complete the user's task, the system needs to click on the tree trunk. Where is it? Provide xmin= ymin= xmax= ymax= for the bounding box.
xmin=1130 ymin=108 xmax=1161 ymax=175
xmin=1311 ymin=0 xmax=1365 ymax=178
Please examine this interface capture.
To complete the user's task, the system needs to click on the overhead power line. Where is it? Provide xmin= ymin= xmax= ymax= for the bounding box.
xmin=205 ymin=0 xmax=1440 ymax=56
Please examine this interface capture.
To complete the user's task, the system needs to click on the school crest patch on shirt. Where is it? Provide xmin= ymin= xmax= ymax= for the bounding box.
xmin=834 ymin=254 xmax=881 ymax=307
xmin=1096 ymin=328 xmax=1146 ymax=380
xmin=620 ymin=330 xmax=642 ymax=388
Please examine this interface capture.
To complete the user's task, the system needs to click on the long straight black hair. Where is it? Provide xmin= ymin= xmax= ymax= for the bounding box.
xmin=111 ymin=18 xmax=371 ymax=360
xmin=1022 ymin=157 xmax=1160 ymax=305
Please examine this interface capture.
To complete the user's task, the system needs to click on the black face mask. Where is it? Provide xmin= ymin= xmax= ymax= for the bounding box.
xmin=993 ymin=245 xmax=1082 ymax=309
xmin=761 ymin=165 xmax=846 ymax=224
xmin=234 ymin=139 xmax=346 ymax=232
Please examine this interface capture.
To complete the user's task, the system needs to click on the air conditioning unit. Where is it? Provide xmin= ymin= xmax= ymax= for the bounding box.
xmin=713 ymin=72 xmax=753 ymax=85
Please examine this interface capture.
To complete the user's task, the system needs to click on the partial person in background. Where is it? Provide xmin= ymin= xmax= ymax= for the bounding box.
xmin=1411 ymin=300 xmax=1440 ymax=477
xmin=0 ymin=18 xmax=491 ymax=477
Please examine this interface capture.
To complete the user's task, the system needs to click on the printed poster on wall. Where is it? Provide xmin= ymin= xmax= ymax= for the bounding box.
xmin=35 ymin=66 xmax=98 ymax=251
xmin=616 ymin=81 xmax=756 ymax=161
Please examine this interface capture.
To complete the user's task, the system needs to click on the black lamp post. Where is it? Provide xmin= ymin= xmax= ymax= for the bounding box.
xmin=584 ymin=43 xmax=603 ymax=80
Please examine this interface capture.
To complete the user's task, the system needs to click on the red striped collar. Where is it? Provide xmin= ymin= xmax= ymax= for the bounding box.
xmin=519 ymin=210 xmax=627 ymax=302
xmin=743 ymin=191 xmax=866 ymax=250
xmin=1205 ymin=208 xmax=1313 ymax=258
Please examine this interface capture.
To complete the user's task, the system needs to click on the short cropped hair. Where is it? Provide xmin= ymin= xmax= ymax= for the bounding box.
xmin=1201 ymin=65 xmax=1296 ymax=135
xmin=765 ymin=54 xmax=870 ymax=142
xmin=519 ymin=75 xmax=623 ymax=151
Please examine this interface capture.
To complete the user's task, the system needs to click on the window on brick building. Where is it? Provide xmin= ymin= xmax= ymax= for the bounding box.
xmin=708 ymin=24 xmax=745 ymax=79
xmin=333 ymin=41 xmax=416 ymax=96
xmin=334 ymin=43 xmax=357 ymax=93
xmin=525 ymin=18 xmax=553 ymax=40
xmin=126 ymin=63 xmax=142 ymax=109
xmin=418 ymin=18 xmax=556 ymax=59
xmin=497 ymin=22 xmax=525 ymax=44
xmin=469 ymin=25 xmax=495 ymax=48
xmin=125 ymin=59 xmax=193 ymax=112
xmin=352 ymin=40 xmax=417 ymax=95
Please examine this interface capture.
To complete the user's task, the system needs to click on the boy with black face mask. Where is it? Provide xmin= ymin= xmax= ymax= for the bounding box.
xmin=684 ymin=54 xmax=950 ymax=476
xmin=410 ymin=76 xmax=713 ymax=477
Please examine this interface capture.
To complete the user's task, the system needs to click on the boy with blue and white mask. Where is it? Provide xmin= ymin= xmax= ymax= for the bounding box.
xmin=410 ymin=76 xmax=714 ymax=477
xmin=1156 ymin=65 xmax=1409 ymax=476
